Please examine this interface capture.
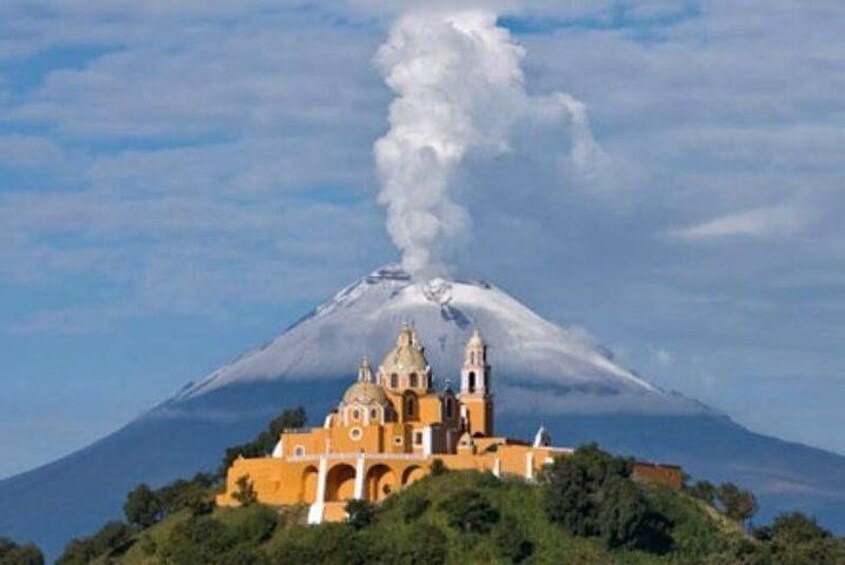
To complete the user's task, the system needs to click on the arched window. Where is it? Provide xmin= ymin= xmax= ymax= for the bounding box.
xmin=390 ymin=373 xmax=398 ymax=388
xmin=468 ymin=371 xmax=476 ymax=393
xmin=371 ymin=408 xmax=378 ymax=421
xmin=406 ymin=397 xmax=416 ymax=418
xmin=445 ymin=397 xmax=454 ymax=419
xmin=352 ymin=409 xmax=360 ymax=421
xmin=409 ymin=372 xmax=418 ymax=388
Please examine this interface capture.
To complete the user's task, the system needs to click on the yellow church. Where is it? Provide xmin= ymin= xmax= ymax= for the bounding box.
xmin=217 ymin=325 xmax=682 ymax=523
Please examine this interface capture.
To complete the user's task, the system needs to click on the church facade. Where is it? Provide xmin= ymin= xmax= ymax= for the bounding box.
xmin=217 ymin=325 xmax=682 ymax=523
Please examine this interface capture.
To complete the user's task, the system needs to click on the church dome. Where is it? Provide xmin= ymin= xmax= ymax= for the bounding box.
xmin=380 ymin=325 xmax=429 ymax=377
xmin=342 ymin=381 xmax=388 ymax=406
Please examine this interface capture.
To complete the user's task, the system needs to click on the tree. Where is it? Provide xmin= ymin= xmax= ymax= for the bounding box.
xmin=544 ymin=444 xmax=670 ymax=551
xmin=401 ymin=523 xmax=448 ymax=565
xmin=688 ymin=480 xmax=717 ymax=505
xmin=439 ymin=489 xmax=500 ymax=534
xmin=346 ymin=499 xmax=376 ymax=530
xmin=716 ymin=483 xmax=757 ymax=527
xmin=232 ymin=475 xmax=258 ymax=506
xmin=124 ymin=483 xmax=163 ymax=527
xmin=429 ymin=458 xmax=447 ymax=476
xmin=754 ymin=512 xmax=845 ymax=564
xmin=220 ymin=407 xmax=307 ymax=476
xmin=493 ymin=514 xmax=533 ymax=563
xmin=0 ymin=537 xmax=44 ymax=565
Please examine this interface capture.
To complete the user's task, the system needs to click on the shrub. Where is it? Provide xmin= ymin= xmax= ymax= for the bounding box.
xmin=493 ymin=514 xmax=533 ymax=563
xmin=124 ymin=483 xmax=163 ymax=527
xmin=755 ymin=512 xmax=845 ymax=564
xmin=0 ymin=536 xmax=44 ymax=565
xmin=233 ymin=475 xmax=258 ymax=506
xmin=687 ymin=480 xmax=717 ymax=505
xmin=346 ymin=499 xmax=376 ymax=530
xmin=429 ymin=458 xmax=447 ymax=476
xmin=401 ymin=522 xmax=448 ymax=565
xmin=716 ymin=482 xmax=757 ymax=527
xmin=237 ymin=506 xmax=279 ymax=544
xmin=544 ymin=444 xmax=672 ymax=552
xmin=220 ymin=407 xmax=306 ymax=476
xmin=439 ymin=489 xmax=500 ymax=534
xmin=401 ymin=492 xmax=430 ymax=523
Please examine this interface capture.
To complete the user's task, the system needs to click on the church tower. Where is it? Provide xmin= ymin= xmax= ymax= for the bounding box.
xmin=458 ymin=328 xmax=493 ymax=437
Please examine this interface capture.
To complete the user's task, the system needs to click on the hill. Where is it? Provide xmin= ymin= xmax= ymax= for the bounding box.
xmin=2 ymin=266 xmax=845 ymax=559
xmin=55 ymin=444 xmax=845 ymax=565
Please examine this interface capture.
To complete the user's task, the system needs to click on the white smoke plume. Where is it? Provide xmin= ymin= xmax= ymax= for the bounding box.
xmin=374 ymin=9 xmax=604 ymax=276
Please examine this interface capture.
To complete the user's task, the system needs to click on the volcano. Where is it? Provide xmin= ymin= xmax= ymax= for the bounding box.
xmin=2 ymin=266 xmax=845 ymax=557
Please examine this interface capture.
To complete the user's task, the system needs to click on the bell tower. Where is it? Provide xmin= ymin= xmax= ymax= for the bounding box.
xmin=458 ymin=328 xmax=493 ymax=437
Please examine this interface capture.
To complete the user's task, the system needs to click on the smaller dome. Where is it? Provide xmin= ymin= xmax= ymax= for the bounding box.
xmin=342 ymin=381 xmax=388 ymax=406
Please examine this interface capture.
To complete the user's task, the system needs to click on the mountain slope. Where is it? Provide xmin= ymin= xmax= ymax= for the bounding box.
xmin=2 ymin=266 xmax=844 ymax=559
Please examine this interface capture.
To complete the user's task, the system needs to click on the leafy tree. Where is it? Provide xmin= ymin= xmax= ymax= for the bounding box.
xmin=544 ymin=443 xmax=673 ymax=551
xmin=544 ymin=444 xmax=633 ymax=537
xmin=716 ymin=482 xmax=758 ymax=527
xmin=493 ymin=514 xmax=533 ymax=563
xmin=0 ymin=536 xmax=44 ymax=565
xmin=232 ymin=475 xmax=258 ymax=506
xmin=688 ymin=480 xmax=717 ymax=505
xmin=346 ymin=499 xmax=376 ymax=530
xmin=755 ymin=512 xmax=845 ymax=564
xmin=400 ymin=491 xmax=430 ymax=523
xmin=439 ymin=489 xmax=500 ymax=534
xmin=124 ymin=483 xmax=163 ymax=527
xmin=220 ymin=407 xmax=306 ymax=476
xmin=429 ymin=458 xmax=447 ymax=476
xmin=237 ymin=506 xmax=279 ymax=544
xmin=56 ymin=521 xmax=133 ymax=564
xmin=401 ymin=522 xmax=448 ymax=565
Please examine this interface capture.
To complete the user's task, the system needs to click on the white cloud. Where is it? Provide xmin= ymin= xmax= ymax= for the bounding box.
xmin=668 ymin=203 xmax=812 ymax=241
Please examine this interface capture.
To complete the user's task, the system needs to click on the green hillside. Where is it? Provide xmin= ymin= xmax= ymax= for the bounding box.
xmin=41 ymin=410 xmax=844 ymax=565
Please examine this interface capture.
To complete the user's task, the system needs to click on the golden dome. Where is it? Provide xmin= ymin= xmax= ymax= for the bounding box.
xmin=342 ymin=381 xmax=388 ymax=406
xmin=380 ymin=326 xmax=429 ymax=377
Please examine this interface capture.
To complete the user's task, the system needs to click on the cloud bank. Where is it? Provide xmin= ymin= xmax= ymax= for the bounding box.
xmin=374 ymin=9 xmax=602 ymax=275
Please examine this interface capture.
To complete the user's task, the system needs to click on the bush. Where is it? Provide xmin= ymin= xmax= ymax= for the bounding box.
xmin=687 ymin=480 xmax=717 ymax=505
xmin=124 ymin=483 xmax=163 ymax=527
xmin=429 ymin=458 xmax=447 ymax=476
xmin=544 ymin=444 xmax=672 ymax=552
xmin=439 ymin=489 xmax=500 ymax=534
xmin=56 ymin=521 xmax=132 ymax=564
xmin=493 ymin=514 xmax=533 ymax=563
xmin=401 ymin=492 xmax=430 ymax=523
xmin=401 ymin=522 xmax=448 ymax=565
xmin=0 ymin=537 xmax=44 ymax=565
xmin=754 ymin=512 xmax=845 ymax=564
xmin=220 ymin=407 xmax=306 ymax=476
xmin=233 ymin=475 xmax=258 ymax=506
xmin=346 ymin=499 xmax=376 ymax=530
xmin=237 ymin=506 xmax=279 ymax=544
xmin=715 ymin=482 xmax=757 ymax=527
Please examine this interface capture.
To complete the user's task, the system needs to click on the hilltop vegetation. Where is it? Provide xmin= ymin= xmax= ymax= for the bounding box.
xmin=7 ymin=407 xmax=840 ymax=564
xmin=54 ymin=446 xmax=845 ymax=564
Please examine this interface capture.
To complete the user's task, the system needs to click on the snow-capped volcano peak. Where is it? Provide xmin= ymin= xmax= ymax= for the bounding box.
xmin=181 ymin=266 xmax=704 ymax=416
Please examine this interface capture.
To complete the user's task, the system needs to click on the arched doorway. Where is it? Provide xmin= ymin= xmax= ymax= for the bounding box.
xmin=326 ymin=464 xmax=356 ymax=502
xmin=299 ymin=465 xmax=318 ymax=503
xmin=402 ymin=465 xmax=426 ymax=486
xmin=366 ymin=464 xmax=397 ymax=501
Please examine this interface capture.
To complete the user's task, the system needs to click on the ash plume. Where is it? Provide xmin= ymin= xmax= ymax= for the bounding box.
xmin=374 ymin=9 xmax=603 ymax=276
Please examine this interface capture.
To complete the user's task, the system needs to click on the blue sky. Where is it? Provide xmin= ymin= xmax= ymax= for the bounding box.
xmin=1 ymin=0 xmax=844 ymax=478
